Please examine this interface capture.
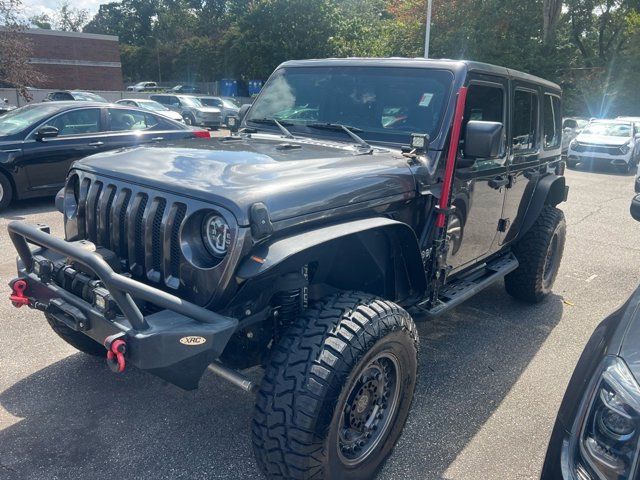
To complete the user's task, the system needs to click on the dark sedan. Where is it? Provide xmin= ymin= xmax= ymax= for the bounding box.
xmin=542 ymin=194 xmax=640 ymax=480
xmin=0 ymin=102 xmax=209 ymax=210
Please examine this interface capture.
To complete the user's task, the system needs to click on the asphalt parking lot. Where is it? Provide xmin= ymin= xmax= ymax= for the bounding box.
xmin=0 ymin=164 xmax=639 ymax=480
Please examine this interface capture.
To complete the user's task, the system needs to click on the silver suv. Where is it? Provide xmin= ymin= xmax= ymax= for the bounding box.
xmin=196 ymin=96 xmax=240 ymax=127
xmin=149 ymin=94 xmax=222 ymax=128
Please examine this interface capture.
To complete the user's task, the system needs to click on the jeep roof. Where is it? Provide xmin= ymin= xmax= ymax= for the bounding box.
xmin=279 ymin=57 xmax=561 ymax=91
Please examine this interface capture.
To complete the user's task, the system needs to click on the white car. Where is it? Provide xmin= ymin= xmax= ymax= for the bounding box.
xmin=116 ymin=99 xmax=185 ymax=123
xmin=126 ymin=81 xmax=160 ymax=92
xmin=567 ymin=119 xmax=640 ymax=173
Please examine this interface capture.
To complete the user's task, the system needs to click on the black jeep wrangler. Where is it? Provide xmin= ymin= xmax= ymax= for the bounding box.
xmin=8 ymin=59 xmax=568 ymax=479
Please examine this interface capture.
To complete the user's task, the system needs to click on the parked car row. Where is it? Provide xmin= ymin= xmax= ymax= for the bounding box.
xmin=0 ymin=101 xmax=211 ymax=210
xmin=37 ymin=90 xmax=241 ymax=129
xmin=126 ymin=82 xmax=204 ymax=93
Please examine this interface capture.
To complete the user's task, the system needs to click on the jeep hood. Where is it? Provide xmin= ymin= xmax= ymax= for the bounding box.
xmin=72 ymin=136 xmax=416 ymax=225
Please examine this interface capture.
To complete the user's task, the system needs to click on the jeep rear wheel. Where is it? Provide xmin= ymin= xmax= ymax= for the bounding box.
xmin=505 ymin=205 xmax=566 ymax=303
xmin=252 ymin=292 xmax=418 ymax=480
xmin=45 ymin=314 xmax=106 ymax=357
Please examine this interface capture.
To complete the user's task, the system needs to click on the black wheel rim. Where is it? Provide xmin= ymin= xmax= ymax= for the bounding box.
xmin=543 ymin=232 xmax=559 ymax=287
xmin=337 ymin=352 xmax=401 ymax=466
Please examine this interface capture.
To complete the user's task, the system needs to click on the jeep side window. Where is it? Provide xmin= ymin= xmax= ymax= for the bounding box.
xmin=543 ymin=94 xmax=561 ymax=149
xmin=512 ymin=90 xmax=538 ymax=152
xmin=462 ymin=83 xmax=505 ymax=169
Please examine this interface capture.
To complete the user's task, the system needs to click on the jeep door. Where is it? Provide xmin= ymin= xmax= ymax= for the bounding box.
xmin=448 ymin=78 xmax=509 ymax=271
xmin=498 ymin=84 xmax=546 ymax=245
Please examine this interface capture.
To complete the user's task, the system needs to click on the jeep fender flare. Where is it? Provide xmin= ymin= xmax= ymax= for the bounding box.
xmin=236 ymin=217 xmax=427 ymax=300
xmin=517 ymin=174 xmax=567 ymax=240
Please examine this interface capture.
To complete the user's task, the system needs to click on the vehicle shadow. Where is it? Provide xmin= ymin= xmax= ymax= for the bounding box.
xmin=0 ymin=282 xmax=563 ymax=480
xmin=1 ymin=197 xmax=56 ymax=220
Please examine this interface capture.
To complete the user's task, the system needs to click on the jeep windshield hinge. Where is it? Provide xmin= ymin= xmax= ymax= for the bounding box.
xmin=425 ymin=86 xmax=468 ymax=308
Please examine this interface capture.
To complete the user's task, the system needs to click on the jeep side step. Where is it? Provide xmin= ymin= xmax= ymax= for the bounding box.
xmin=420 ymin=253 xmax=519 ymax=317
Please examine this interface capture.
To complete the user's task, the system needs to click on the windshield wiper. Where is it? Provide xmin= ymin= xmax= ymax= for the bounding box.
xmin=307 ymin=123 xmax=372 ymax=152
xmin=251 ymin=118 xmax=294 ymax=139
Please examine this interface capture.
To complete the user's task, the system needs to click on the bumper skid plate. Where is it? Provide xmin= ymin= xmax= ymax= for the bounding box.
xmin=8 ymin=221 xmax=238 ymax=390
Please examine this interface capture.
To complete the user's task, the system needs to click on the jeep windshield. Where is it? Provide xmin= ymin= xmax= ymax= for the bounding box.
xmin=246 ymin=66 xmax=453 ymax=145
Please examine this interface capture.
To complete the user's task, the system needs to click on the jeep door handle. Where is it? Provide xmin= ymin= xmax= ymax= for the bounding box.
xmin=88 ymin=141 xmax=104 ymax=147
xmin=488 ymin=176 xmax=509 ymax=189
xmin=151 ymin=137 xmax=164 ymax=141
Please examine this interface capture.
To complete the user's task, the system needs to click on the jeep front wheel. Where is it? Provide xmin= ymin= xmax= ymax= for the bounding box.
xmin=505 ymin=205 xmax=566 ymax=303
xmin=252 ymin=292 xmax=418 ymax=480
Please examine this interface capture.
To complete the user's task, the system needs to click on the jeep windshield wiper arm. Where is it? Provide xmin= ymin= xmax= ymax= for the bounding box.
xmin=307 ymin=123 xmax=372 ymax=151
xmin=250 ymin=118 xmax=294 ymax=139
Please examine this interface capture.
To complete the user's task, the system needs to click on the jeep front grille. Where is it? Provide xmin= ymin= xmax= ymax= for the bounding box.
xmin=77 ymin=177 xmax=186 ymax=290
xmin=573 ymin=143 xmax=622 ymax=155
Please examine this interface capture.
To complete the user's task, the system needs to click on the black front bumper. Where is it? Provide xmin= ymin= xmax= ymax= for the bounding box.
xmin=8 ymin=221 xmax=238 ymax=390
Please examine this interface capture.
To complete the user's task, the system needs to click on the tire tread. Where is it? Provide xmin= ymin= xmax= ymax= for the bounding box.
xmin=505 ymin=205 xmax=565 ymax=303
xmin=251 ymin=291 xmax=418 ymax=479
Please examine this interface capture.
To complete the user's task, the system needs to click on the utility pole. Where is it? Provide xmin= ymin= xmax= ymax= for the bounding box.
xmin=424 ymin=0 xmax=433 ymax=58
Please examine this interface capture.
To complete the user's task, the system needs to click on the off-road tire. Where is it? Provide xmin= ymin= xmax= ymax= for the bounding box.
xmin=45 ymin=314 xmax=106 ymax=357
xmin=252 ymin=292 xmax=418 ymax=480
xmin=505 ymin=205 xmax=566 ymax=303
xmin=0 ymin=171 xmax=13 ymax=211
xmin=184 ymin=114 xmax=195 ymax=126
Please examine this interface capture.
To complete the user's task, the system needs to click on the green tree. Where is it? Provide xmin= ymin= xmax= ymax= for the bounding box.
xmin=221 ymin=0 xmax=340 ymax=78
xmin=29 ymin=13 xmax=52 ymax=29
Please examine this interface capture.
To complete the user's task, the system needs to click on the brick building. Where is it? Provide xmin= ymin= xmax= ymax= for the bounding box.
xmin=22 ymin=29 xmax=123 ymax=91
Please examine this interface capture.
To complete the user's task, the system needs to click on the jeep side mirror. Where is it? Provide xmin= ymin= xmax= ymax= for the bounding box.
xmin=35 ymin=125 xmax=59 ymax=141
xmin=631 ymin=194 xmax=640 ymax=222
xmin=238 ymin=104 xmax=251 ymax=123
xmin=463 ymin=121 xmax=503 ymax=159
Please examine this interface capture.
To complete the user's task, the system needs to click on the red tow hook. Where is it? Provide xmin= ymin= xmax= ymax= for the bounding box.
xmin=9 ymin=279 xmax=30 ymax=308
xmin=104 ymin=335 xmax=127 ymax=373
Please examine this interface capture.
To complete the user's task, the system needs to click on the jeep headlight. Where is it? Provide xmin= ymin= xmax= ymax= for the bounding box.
xmin=202 ymin=213 xmax=230 ymax=258
xmin=64 ymin=173 xmax=80 ymax=219
xmin=620 ymin=142 xmax=632 ymax=155
xmin=570 ymin=356 xmax=640 ymax=479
